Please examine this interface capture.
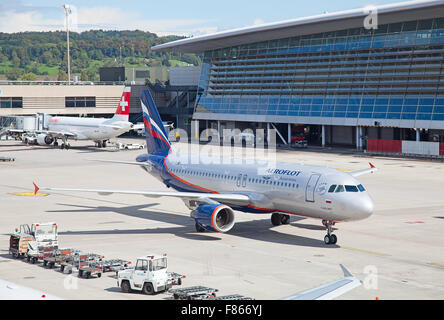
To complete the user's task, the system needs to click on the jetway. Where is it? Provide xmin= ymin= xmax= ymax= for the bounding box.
xmin=0 ymin=113 xmax=51 ymax=135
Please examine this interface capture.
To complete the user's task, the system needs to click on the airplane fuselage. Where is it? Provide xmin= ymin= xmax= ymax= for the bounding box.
xmin=137 ymin=152 xmax=374 ymax=223
xmin=48 ymin=117 xmax=132 ymax=141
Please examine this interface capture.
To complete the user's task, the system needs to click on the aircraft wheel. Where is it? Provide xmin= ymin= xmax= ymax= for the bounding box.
xmin=54 ymin=141 xmax=58 ymax=147
xmin=65 ymin=143 xmax=70 ymax=150
xmin=97 ymin=141 xmax=103 ymax=148
xmin=324 ymin=235 xmax=331 ymax=245
xmin=330 ymin=234 xmax=338 ymax=245
xmin=102 ymin=141 xmax=107 ymax=148
xmin=61 ymin=143 xmax=65 ymax=149
xmin=271 ymin=213 xmax=282 ymax=226
xmin=281 ymin=214 xmax=290 ymax=225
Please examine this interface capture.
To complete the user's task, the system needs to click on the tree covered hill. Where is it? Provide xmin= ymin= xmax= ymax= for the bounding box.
xmin=0 ymin=30 xmax=201 ymax=81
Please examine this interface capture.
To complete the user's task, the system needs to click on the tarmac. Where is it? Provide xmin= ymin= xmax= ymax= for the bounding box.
xmin=0 ymin=137 xmax=443 ymax=300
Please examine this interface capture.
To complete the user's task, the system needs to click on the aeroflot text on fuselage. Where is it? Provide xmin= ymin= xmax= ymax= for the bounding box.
xmin=266 ymin=169 xmax=302 ymax=176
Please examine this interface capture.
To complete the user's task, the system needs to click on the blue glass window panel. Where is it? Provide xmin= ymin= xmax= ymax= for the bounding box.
xmin=322 ymin=112 xmax=333 ymax=117
xmin=416 ymin=113 xmax=432 ymax=120
xmin=387 ymin=113 xmax=401 ymax=119
xmin=311 ymin=105 xmax=322 ymax=111
xmin=348 ymin=105 xmax=360 ymax=112
xmin=300 ymin=105 xmax=311 ymax=111
xmin=375 ymin=98 xmax=389 ymax=105
xmin=388 ymin=105 xmax=402 ymax=112
xmin=333 ymin=112 xmax=346 ymax=118
xmin=373 ymin=113 xmax=387 ymax=119
xmin=347 ymin=112 xmax=359 ymax=118
xmin=300 ymin=112 xmax=310 ymax=117
xmin=311 ymin=112 xmax=321 ymax=117
xmin=418 ymin=106 xmax=433 ymax=113
xmin=288 ymin=111 xmax=299 ymax=116
xmin=434 ymin=106 xmax=444 ymax=113
xmin=404 ymin=98 xmax=419 ymax=105
xmin=301 ymin=97 xmax=312 ymax=104
xmin=401 ymin=113 xmax=416 ymax=120
xmin=435 ymin=98 xmax=444 ymax=105
xmin=362 ymin=98 xmax=375 ymax=105
xmin=335 ymin=105 xmax=347 ymax=112
xmin=374 ymin=106 xmax=388 ymax=113
xmin=360 ymin=112 xmax=373 ymax=118
xmin=361 ymin=105 xmax=374 ymax=112
xmin=419 ymin=98 xmax=434 ymax=105
xmin=432 ymin=114 xmax=444 ymax=120
xmin=390 ymin=98 xmax=404 ymax=105
xmin=336 ymin=98 xmax=348 ymax=105
xmin=403 ymin=105 xmax=418 ymax=113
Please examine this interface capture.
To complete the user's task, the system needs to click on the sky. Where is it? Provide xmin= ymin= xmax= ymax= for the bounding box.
xmin=0 ymin=0 xmax=413 ymax=36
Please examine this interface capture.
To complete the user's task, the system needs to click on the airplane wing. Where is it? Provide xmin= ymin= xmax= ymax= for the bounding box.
xmin=0 ymin=279 xmax=61 ymax=300
xmin=282 ymin=265 xmax=362 ymax=300
xmin=34 ymin=183 xmax=251 ymax=205
xmin=349 ymin=163 xmax=378 ymax=177
xmin=37 ymin=130 xmax=78 ymax=139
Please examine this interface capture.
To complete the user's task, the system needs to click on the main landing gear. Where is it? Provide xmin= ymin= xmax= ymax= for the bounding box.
xmin=96 ymin=140 xmax=108 ymax=148
xmin=322 ymin=220 xmax=337 ymax=245
xmin=271 ymin=213 xmax=291 ymax=226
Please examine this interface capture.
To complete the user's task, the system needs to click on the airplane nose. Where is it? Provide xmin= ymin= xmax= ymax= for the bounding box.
xmin=357 ymin=196 xmax=374 ymax=220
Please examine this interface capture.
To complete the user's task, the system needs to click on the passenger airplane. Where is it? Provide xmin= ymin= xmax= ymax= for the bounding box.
xmin=5 ymin=87 xmax=134 ymax=149
xmin=37 ymin=89 xmax=377 ymax=245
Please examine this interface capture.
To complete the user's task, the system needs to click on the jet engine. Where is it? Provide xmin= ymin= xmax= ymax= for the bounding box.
xmin=36 ymin=134 xmax=54 ymax=146
xmin=191 ymin=204 xmax=235 ymax=233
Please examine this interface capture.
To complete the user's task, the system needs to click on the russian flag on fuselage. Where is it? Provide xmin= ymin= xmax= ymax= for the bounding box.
xmin=140 ymin=89 xmax=171 ymax=156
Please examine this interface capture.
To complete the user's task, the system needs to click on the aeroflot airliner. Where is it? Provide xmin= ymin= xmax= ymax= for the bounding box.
xmin=38 ymin=89 xmax=378 ymax=245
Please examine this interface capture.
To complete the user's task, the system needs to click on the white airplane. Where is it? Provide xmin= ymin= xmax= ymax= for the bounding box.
xmin=0 ymin=279 xmax=61 ymax=300
xmin=4 ymin=87 xmax=134 ymax=149
xmin=36 ymin=89 xmax=377 ymax=245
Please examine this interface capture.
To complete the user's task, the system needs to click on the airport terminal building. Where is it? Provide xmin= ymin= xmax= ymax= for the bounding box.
xmin=153 ymin=0 xmax=444 ymax=151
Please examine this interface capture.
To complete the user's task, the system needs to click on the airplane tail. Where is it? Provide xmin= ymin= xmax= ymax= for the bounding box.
xmin=140 ymin=89 xmax=171 ymax=156
xmin=112 ymin=87 xmax=131 ymax=121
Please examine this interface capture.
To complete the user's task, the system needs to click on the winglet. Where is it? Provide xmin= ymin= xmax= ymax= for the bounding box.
xmin=369 ymin=163 xmax=376 ymax=169
xmin=33 ymin=182 xmax=39 ymax=195
xmin=340 ymin=264 xmax=353 ymax=278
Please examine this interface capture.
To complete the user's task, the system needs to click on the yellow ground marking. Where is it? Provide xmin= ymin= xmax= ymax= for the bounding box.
xmin=336 ymin=168 xmax=352 ymax=172
xmin=9 ymin=192 xmax=48 ymax=197
xmin=340 ymin=246 xmax=391 ymax=257
xmin=427 ymin=262 xmax=444 ymax=269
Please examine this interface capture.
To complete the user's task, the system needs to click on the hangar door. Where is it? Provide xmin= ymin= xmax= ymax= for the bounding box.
xmin=332 ymin=126 xmax=354 ymax=146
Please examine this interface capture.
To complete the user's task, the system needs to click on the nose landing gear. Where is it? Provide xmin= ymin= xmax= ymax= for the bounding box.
xmin=323 ymin=220 xmax=337 ymax=245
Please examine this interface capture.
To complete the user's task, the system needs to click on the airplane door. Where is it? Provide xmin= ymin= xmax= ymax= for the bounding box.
xmin=236 ymin=174 xmax=242 ymax=187
xmin=242 ymin=174 xmax=247 ymax=188
xmin=305 ymin=174 xmax=321 ymax=203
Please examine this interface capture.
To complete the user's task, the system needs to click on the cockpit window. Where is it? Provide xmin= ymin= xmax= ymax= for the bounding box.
xmin=345 ymin=185 xmax=359 ymax=192
xmin=358 ymin=184 xmax=366 ymax=192
xmin=335 ymin=185 xmax=345 ymax=193
xmin=328 ymin=185 xmax=337 ymax=193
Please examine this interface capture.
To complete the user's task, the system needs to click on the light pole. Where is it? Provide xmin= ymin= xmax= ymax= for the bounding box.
xmin=62 ymin=4 xmax=72 ymax=85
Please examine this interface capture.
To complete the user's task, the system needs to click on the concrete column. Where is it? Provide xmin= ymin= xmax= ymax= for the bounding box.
xmin=267 ymin=123 xmax=270 ymax=144
xmin=416 ymin=129 xmax=420 ymax=142
xmin=322 ymin=125 xmax=326 ymax=148
xmin=288 ymin=123 xmax=292 ymax=145
xmin=217 ymin=121 xmax=221 ymax=139
xmin=356 ymin=126 xmax=362 ymax=150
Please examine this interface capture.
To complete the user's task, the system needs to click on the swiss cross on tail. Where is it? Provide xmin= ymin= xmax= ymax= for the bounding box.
xmin=115 ymin=87 xmax=131 ymax=116
xmin=112 ymin=87 xmax=131 ymax=121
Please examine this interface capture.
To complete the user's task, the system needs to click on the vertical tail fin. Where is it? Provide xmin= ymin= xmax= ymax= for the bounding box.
xmin=140 ymin=89 xmax=171 ymax=156
xmin=112 ymin=87 xmax=131 ymax=121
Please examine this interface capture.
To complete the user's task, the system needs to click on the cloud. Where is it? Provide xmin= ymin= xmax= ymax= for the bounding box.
xmin=253 ymin=18 xmax=265 ymax=26
xmin=0 ymin=3 xmax=216 ymax=37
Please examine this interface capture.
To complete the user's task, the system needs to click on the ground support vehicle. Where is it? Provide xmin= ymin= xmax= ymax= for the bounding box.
xmin=43 ymin=249 xmax=76 ymax=270
xmin=0 ymin=156 xmax=15 ymax=162
xmin=9 ymin=233 xmax=34 ymax=259
xmin=169 ymin=286 xmax=218 ymax=300
xmin=102 ymin=259 xmax=131 ymax=276
xmin=28 ymin=246 xmax=56 ymax=265
xmin=118 ymin=254 xmax=172 ymax=295
xmin=168 ymin=272 xmax=186 ymax=286
xmin=214 ymin=295 xmax=254 ymax=300
xmin=78 ymin=254 xmax=103 ymax=279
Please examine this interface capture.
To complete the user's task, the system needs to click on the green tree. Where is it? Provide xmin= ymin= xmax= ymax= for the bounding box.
xmin=57 ymin=69 xmax=68 ymax=81
xmin=5 ymin=68 xmax=23 ymax=80
xmin=21 ymin=72 xmax=38 ymax=81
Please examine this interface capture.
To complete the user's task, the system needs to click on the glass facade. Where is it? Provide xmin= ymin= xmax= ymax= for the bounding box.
xmin=0 ymin=97 xmax=23 ymax=108
xmin=65 ymin=97 xmax=96 ymax=108
xmin=196 ymin=18 xmax=444 ymax=122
